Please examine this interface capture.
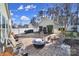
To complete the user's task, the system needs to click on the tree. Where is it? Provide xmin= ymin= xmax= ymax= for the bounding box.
xmin=54 ymin=5 xmax=61 ymax=25
xmin=38 ymin=10 xmax=45 ymax=17
xmin=69 ymin=4 xmax=78 ymax=32
xmin=30 ymin=17 xmax=38 ymax=27
xmin=47 ymin=4 xmax=62 ymax=25
xmin=77 ymin=3 xmax=79 ymax=25
xmin=47 ymin=8 xmax=54 ymax=19
xmin=63 ymin=3 xmax=71 ymax=31
xmin=72 ymin=4 xmax=79 ymax=32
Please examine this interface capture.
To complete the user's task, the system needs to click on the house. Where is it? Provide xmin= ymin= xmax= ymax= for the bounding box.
xmin=28 ymin=23 xmax=34 ymax=28
xmin=37 ymin=16 xmax=54 ymax=33
xmin=39 ymin=16 xmax=54 ymax=27
xmin=0 ymin=3 xmax=14 ymax=52
xmin=38 ymin=16 xmax=67 ymax=33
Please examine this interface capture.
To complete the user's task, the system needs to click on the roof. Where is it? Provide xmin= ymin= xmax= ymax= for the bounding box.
xmin=39 ymin=16 xmax=54 ymax=27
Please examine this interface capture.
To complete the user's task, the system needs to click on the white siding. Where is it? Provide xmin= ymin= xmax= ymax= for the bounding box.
xmin=39 ymin=17 xmax=53 ymax=27
xmin=12 ymin=28 xmax=39 ymax=34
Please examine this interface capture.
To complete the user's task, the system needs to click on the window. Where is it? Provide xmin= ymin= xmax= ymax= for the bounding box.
xmin=0 ymin=13 xmax=8 ymax=44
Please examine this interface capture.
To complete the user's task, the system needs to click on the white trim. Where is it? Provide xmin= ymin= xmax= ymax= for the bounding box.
xmin=1 ymin=12 xmax=3 ymax=43
xmin=5 ymin=19 xmax=8 ymax=47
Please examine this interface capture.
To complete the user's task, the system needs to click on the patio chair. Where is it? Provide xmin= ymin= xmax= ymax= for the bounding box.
xmin=7 ymin=35 xmax=24 ymax=55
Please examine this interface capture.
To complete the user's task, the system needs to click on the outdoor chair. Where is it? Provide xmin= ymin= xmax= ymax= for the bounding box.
xmin=6 ymin=34 xmax=24 ymax=56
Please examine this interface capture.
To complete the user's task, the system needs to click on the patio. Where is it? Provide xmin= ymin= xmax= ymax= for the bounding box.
xmin=18 ymin=37 xmax=70 ymax=56
xmin=17 ymin=37 xmax=79 ymax=56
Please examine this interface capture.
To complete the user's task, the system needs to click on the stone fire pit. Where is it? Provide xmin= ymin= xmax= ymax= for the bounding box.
xmin=32 ymin=38 xmax=45 ymax=49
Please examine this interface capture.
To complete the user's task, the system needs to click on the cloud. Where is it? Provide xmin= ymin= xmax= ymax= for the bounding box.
xmin=34 ymin=15 xmax=37 ymax=17
xmin=20 ymin=16 xmax=30 ymax=21
xmin=12 ymin=18 xmax=16 ymax=21
xmin=18 ymin=5 xmax=24 ymax=10
xmin=15 ymin=15 xmax=19 ymax=17
xmin=17 ymin=4 xmax=36 ymax=11
xmin=10 ymin=11 xmax=13 ymax=16
xmin=42 ymin=8 xmax=47 ymax=11
xmin=25 ymin=4 xmax=36 ymax=11
xmin=13 ymin=21 xmax=20 ymax=25
xmin=22 ymin=20 xmax=30 ymax=25
xmin=20 ymin=16 xmax=30 ymax=24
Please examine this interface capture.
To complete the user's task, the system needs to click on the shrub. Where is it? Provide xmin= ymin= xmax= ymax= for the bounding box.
xmin=65 ymin=31 xmax=78 ymax=38
xmin=77 ymin=32 xmax=79 ymax=36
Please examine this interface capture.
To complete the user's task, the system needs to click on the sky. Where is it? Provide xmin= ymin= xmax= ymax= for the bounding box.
xmin=8 ymin=3 xmax=77 ymax=25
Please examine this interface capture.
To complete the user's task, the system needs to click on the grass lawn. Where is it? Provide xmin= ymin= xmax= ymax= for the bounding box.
xmin=65 ymin=31 xmax=79 ymax=38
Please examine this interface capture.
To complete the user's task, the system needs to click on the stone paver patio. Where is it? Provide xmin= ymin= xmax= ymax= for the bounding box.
xmin=16 ymin=33 xmax=79 ymax=56
xmin=18 ymin=38 xmax=70 ymax=56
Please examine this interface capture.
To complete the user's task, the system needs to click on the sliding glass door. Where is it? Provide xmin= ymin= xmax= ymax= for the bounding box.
xmin=0 ymin=7 xmax=9 ymax=52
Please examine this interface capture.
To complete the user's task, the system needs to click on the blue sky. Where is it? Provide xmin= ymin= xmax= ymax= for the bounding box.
xmin=8 ymin=3 xmax=77 ymax=25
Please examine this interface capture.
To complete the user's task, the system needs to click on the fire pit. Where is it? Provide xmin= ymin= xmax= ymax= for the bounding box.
xmin=32 ymin=38 xmax=45 ymax=49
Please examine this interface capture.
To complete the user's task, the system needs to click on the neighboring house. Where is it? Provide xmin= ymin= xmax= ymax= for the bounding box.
xmin=39 ymin=16 xmax=54 ymax=27
xmin=23 ymin=24 xmax=28 ymax=28
xmin=67 ymin=25 xmax=79 ymax=32
xmin=28 ymin=23 xmax=39 ymax=32
xmin=37 ymin=16 xmax=54 ymax=33
xmin=28 ymin=23 xmax=34 ymax=28
xmin=66 ymin=18 xmax=79 ymax=32
xmin=30 ymin=16 xmax=54 ymax=33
